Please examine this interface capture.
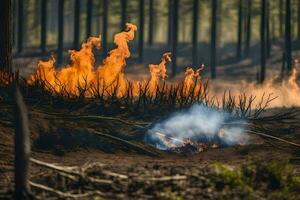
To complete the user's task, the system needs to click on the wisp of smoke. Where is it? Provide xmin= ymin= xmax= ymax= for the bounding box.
xmin=145 ymin=104 xmax=248 ymax=150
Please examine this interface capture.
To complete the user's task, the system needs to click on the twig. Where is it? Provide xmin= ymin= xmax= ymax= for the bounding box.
xmin=137 ymin=175 xmax=187 ymax=182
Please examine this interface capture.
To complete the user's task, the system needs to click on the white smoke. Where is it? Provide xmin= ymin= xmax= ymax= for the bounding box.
xmin=145 ymin=104 xmax=248 ymax=150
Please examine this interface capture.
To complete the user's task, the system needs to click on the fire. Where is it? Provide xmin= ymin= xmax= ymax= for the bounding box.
xmin=28 ymin=23 xmax=204 ymax=98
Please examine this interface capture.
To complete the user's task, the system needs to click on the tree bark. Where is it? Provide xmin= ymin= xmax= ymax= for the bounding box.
xmin=279 ymin=0 xmax=284 ymax=38
xmin=138 ymin=0 xmax=144 ymax=63
xmin=266 ymin=0 xmax=271 ymax=57
xmin=57 ymin=0 xmax=64 ymax=65
xmin=245 ymin=0 xmax=252 ymax=55
xmin=297 ymin=0 xmax=300 ymax=39
xmin=17 ymin=0 xmax=24 ymax=53
xmin=237 ymin=0 xmax=243 ymax=59
xmin=260 ymin=0 xmax=267 ymax=83
xmin=102 ymin=0 xmax=108 ymax=55
xmin=148 ymin=0 xmax=154 ymax=46
xmin=73 ymin=0 xmax=80 ymax=49
xmin=168 ymin=0 xmax=173 ymax=47
xmin=210 ymin=0 xmax=217 ymax=79
xmin=171 ymin=0 xmax=178 ymax=77
xmin=285 ymin=0 xmax=292 ymax=71
xmin=120 ymin=0 xmax=127 ymax=30
xmin=86 ymin=0 xmax=93 ymax=38
xmin=0 ymin=0 xmax=12 ymax=72
xmin=40 ymin=0 xmax=47 ymax=53
xmin=192 ymin=0 xmax=199 ymax=67
xmin=14 ymin=86 xmax=31 ymax=198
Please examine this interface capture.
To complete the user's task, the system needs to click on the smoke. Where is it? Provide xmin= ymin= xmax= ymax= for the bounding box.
xmin=145 ymin=104 xmax=248 ymax=150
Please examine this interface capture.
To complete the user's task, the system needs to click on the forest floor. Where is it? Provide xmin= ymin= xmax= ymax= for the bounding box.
xmin=1 ymin=43 xmax=300 ymax=199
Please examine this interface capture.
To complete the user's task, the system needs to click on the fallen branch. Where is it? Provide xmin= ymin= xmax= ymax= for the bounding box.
xmin=87 ymin=129 xmax=158 ymax=157
xmin=137 ymin=175 xmax=187 ymax=182
xmin=246 ymin=130 xmax=300 ymax=148
xmin=30 ymin=181 xmax=104 ymax=199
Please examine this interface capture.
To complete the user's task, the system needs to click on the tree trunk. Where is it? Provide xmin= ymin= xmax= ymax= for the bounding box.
xmin=17 ymin=0 xmax=24 ymax=53
xmin=86 ymin=0 xmax=93 ymax=38
xmin=40 ymin=0 xmax=47 ymax=53
xmin=285 ymin=0 xmax=292 ymax=71
xmin=139 ymin=0 xmax=145 ymax=63
xmin=192 ymin=0 xmax=199 ymax=67
xmin=210 ymin=0 xmax=217 ymax=79
xmin=73 ymin=0 xmax=80 ymax=50
xmin=171 ymin=0 xmax=178 ymax=77
xmin=168 ymin=0 xmax=172 ymax=47
xmin=148 ymin=0 xmax=154 ymax=46
xmin=57 ymin=0 xmax=64 ymax=65
xmin=102 ymin=0 xmax=108 ymax=55
xmin=297 ymin=0 xmax=300 ymax=39
xmin=0 ymin=0 xmax=12 ymax=72
xmin=121 ymin=0 xmax=127 ymax=30
xmin=14 ymin=86 xmax=31 ymax=199
xmin=266 ymin=0 xmax=271 ymax=57
xmin=279 ymin=0 xmax=284 ymax=38
xmin=245 ymin=0 xmax=252 ymax=55
xmin=237 ymin=0 xmax=243 ymax=59
xmin=260 ymin=0 xmax=267 ymax=83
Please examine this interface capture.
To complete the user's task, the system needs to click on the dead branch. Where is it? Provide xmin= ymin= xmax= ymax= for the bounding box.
xmin=88 ymin=129 xmax=158 ymax=156
xmin=245 ymin=130 xmax=300 ymax=148
xmin=29 ymin=181 xmax=104 ymax=199
xmin=137 ymin=175 xmax=187 ymax=182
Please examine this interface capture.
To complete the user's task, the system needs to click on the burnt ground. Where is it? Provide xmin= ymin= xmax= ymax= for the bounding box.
xmin=0 ymin=101 xmax=300 ymax=199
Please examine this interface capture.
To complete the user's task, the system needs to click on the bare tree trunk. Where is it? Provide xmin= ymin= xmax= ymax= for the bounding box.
xmin=148 ymin=0 xmax=154 ymax=46
xmin=17 ymin=0 xmax=24 ymax=53
xmin=40 ymin=0 xmax=47 ymax=53
xmin=14 ymin=85 xmax=31 ymax=199
xmin=297 ymin=0 xmax=300 ymax=39
xmin=120 ymin=0 xmax=127 ymax=30
xmin=210 ymin=0 xmax=217 ymax=79
xmin=138 ymin=0 xmax=145 ymax=63
xmin=0 ymin=0 xmax=12 ymax=72
xmin=285 ymin=0 xmax=292 ymax=71
xmin=73 ymin=0 xmax=80 ymax=49
xmin=86 ymin=0 xmax=93 ymax=38
xmin=57 ymin=0 xmax=64 ymax=65
xmin=237 ymin=0 xmax=243 ymax=59
xmin=171 ymin=0 xmax=178 ymax=77
xmin=245 ymin=0 xmax=252 ymax=55
xmin=279 ymin=0 xmax=284 ymax=38
xmin=260 ymin=0 xmax=267 ymax=83
xmin=192 ymin=0 xmax=199 ymax=67
xmin=266 ymin=0 xmax=271 ymax=57
xmin=102 ymin=0 xmax=108 ymax=55
xmin=168 ymin=0 xmax=172 ymax=47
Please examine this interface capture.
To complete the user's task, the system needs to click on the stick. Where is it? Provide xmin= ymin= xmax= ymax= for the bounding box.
xmin=246 ymin=130 xmax=300 ymax=148
xmin=88 ymin=129 xmax=158 ymax=156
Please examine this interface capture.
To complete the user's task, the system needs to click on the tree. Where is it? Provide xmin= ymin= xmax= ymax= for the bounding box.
xmin=192 ymin=0 xmax=199 ymax=67
xmin=40 ymin=0 xmax=47 ymax=53
xmin=86 ymin=0 xmax=93 ymax=38
xmin=171 ymin=0 xmax=178 ymax=77
xmin=260 ymin=0 xmax=267 ymax=83
xmin=210 ymin=0 xmax=218 ymax=79
xmin=237 ymin=0 xmax=243 ymax=59
xmin=57 ymin=0 xmax=64 ymax=65
xmin=121 ymin=0 xmax=127 ymax=29
xmin=148 ymin=0 xmax=154 ymax=46
xmin=285 ymin=0 xmax=292 ymax=71
xmin=266 ymin=0 xmax=271 ymax=57
xmin=0 ymin=0 xmax=12 ymax=72
xmin=297 ymin=0 xmax=300 ymax=39
xmin=102 ymin=0 xmax=108 ymax=55
xmin=279 ymin=0 xmax=284 ymax=38
xmin=139 ymin=0 xmax=145 ymax=63
xmin=245 ymin=0 xmax=252 ymax=55
xmin=17 ymin=0 xmax=24 ymax=53
xmin=168 ymin=0 xmax=173 ymax=47
xmin=73 ymin=0 xmax=80 ymax=49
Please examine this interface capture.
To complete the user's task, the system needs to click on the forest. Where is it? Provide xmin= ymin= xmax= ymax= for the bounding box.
xmin=1 ymin=0 xmax=300 ymax=199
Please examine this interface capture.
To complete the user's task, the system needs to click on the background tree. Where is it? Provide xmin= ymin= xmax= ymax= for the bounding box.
xmin=192 ymin=0 xmax=199 ymax=67
xmin=121 ymin=0 xmax=127 ymax=29
xmin=148 ymin=0 xmax=154 ymax=46
xmin=285 ymin=0 xmax=292 ymax=71
xmin=0 ymin=0 xmax=12 ymax=72
xmin=40 ymin=0 xmax=47 ymax=53
xmin=138 ymin=0 xmax=144 ymax=63
xmin=237 ymin=0 xmax=243 ymax=59
xmin=57 ymin=0 xmax=64 ymax=65
xmin=86 ymin=0 xmax=93 ymax=38
xmin=102 ymin=0 xmax=108 ymax=56
xmin=260 ymin=0 xmax=267 ymax=83
xmin=73 ymin=0 xmax=80 ymax=49
xmin=245 ymin=0 xmax=252 ymax=55
xmin=211 ymin=0 xmax=217 ymax=79
xmin=17 ymin=0 xmax=24 ymax=53
xmin=171 ymin=0 xmax=178 ymax=77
